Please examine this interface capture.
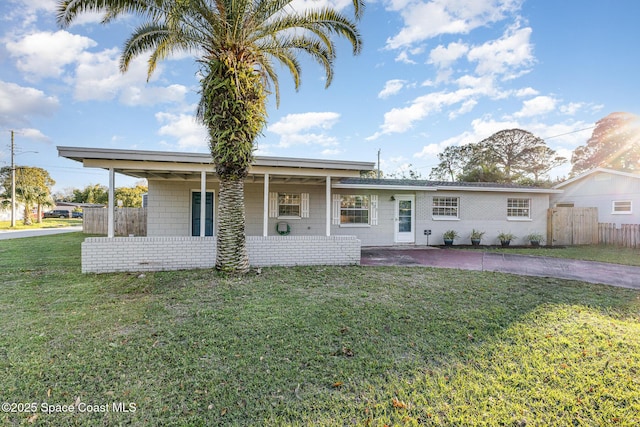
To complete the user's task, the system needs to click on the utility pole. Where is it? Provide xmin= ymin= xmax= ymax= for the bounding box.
xmin=10 ymin=130 xmax=16 ymax=228
xmin=377 ymin=148 xmax=381 ymax=179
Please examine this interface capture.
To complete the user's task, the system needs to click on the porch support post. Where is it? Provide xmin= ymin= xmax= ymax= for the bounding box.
xmin=263 ymin=172 xmax=269 ymax=237
xmin=107 ymin=167 xmax=115 ymax=238
xmin=200 ymin=170 xmax=206 ymax=237
xmin=326 ymin=176 xmax=331 ymax=236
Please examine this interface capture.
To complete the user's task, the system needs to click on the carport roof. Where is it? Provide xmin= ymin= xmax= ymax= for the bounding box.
xmin=57 ymin=146 xmax=375 ymax=182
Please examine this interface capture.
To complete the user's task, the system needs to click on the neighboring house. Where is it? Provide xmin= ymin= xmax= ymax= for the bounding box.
xmin=551 ymin=168 xmax=640 ymax=226
xmin=0 ymin=202 xmax=26 ymax=222
xmin=58 ymin=146 xmax=561 ymax=273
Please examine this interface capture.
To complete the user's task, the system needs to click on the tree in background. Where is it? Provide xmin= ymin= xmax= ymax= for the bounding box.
xmin=429 ymin=145 xmax=480 ymax=181
xmin=58 ymin=183 xmax=148 ymax=207
xmin=115 ymin=185 xmax=148 ymax=208
xmin=72 ymin=184 xmax=109 ymax=205
xmin=0 ymin=166 xmax=55 ymax=224
xmin=571 ymin=112 xmax=640 ymax=175
xmin=58 ymin=0 xmax=363 ymax=273
xmin=430 ymin=129 xmax=565 ymax=185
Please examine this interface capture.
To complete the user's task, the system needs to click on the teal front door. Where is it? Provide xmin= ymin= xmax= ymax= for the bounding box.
xmin=192 ymin=192 xmax=214 ymax=236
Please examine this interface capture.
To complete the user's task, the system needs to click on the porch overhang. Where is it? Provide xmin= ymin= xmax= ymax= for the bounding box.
xmin=57 ymin=146 xmax=375 ymax=182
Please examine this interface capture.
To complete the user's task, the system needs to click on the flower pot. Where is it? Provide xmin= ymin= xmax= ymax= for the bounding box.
xmin=471 ymin=238 xmax=481 ymax=246
xmin=530 ymin=240 xmax=540 ymax=247
xmin=500 ymin=240 xmax=511 ymax=247
xmin=443 ymin=239 xmax=454 ymax=246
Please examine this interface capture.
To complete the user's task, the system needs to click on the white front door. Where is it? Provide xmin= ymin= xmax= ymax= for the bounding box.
xmin=394 ymin=195 xmax=415 ymax=243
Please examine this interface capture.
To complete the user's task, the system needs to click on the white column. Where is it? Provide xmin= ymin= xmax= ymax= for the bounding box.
xmin=200 ymin=171 xmax=207 ymax=237
xmin=108 ymin=167 xmax=115 ymax=238
xmin=326 ymin=176 xmax=331 ymax=236
xmin=263 ymin=172 xmax=269 ymax=237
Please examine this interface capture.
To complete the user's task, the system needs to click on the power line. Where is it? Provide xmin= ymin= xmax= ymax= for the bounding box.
xmin=543 ymin=126 xmax=595 ymax=140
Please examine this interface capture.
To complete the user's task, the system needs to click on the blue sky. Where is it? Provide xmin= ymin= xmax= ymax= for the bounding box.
xmin=1 ymin=0 xmax=639 ymax=193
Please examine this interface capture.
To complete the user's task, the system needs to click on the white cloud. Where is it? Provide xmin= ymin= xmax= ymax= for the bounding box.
xmin=73 ymin=49 xmax=189 ymax=106
xmin=395 ymin=51 xmax=417 ymax=64
xmin=512 ymin=95 xmax=557 ymax=118
xmin=428 ymin=41 xmax=469 ymax=68
xmin=559 ymin=102 xmax=584 ymax=116
xmin=514 ymin=87 xmax=539 ymax=97
xmin=268 ymin=112 xmax=339 ymax=134
xmin=6 ymin=30 xmax=97 ymax=81
xmin=467 ymin=24 xmax=534 ymax=79
xmin=378 ymin=79 xmax=406 ymax=99
xmin=15 ymin=127 xmax=51 ymax=143
xmin=155 ymin=111 xmax=207 ymax=150
xmin=0 ymin=80 xmax=59 ymax=127
xmin=385 ymin=0 xmax=523 ymax=49
xmin=367 ymin=85 xmax=492 ymax=139
xmin=268 ymin=112 xmax=341 ymax=149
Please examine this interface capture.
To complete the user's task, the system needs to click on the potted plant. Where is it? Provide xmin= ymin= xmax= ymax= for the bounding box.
xmin=469 ymin=229 xmax=485 ymax=246
xmin=497 ymin=232 xmax=516 ymax=247
xmin=443 ymin=229 xmax=459 ymax=246
xmin=525 ymin=232 xmax=545 ymax=247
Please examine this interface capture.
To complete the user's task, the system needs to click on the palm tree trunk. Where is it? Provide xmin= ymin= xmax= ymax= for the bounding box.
xmin=216 ymin=176 xmax=250 ymax=273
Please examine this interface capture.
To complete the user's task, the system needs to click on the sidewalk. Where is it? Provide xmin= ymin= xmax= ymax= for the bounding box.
xmin=360 ymin=247 xmax=640 ymax=290
xmin=0 ymin=226 xmax=83 ymax=240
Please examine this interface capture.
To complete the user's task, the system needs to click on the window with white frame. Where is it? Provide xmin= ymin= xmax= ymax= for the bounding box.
xmin=432 ymin=196 xmax=459 ymax=219
xmin=507 ymin=198 xmax=530 ymax=219
xmin=340 ymin=195 xmax=370 ymax=224
xmin=612 ymin=200 xmax=632 ymax=214
xmin=332 ymin=194 xmax=378 ymax=226
xmin=269 ymin=192 xmax=309 ymax=218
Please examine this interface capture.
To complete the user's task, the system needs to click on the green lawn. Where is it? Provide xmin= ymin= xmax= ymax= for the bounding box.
xmin=0 ymin=218 xmax=83 ymax=230
xmin=1 ymin=234 xmax=639 ymax=426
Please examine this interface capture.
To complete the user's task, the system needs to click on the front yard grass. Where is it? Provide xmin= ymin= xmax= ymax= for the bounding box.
xmin=0 ymin=219 xmax=83 ymax=230
xmin=1 ymin=233 xmax=639 ymax=426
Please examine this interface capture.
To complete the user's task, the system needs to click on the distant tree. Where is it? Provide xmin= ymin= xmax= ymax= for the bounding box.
xmin=430 ymin=129 xmax=565 ymax=184
xmin=387 ymin=164 xmax=424 ymax=180
xmin=458 ymin=163 xmax=509 ymax=183
xmin=571 ymin=112 xmax=640 ymax=175
xmin=0 ymin=166 xmax=55 ymax=223
xmin=115 ymin=185 xmax=148 ymax=208
xmin=429 ymin=145 xmax=480 ymax=181
xmin=522 ymin=145 xmax=567 ymax=181
xmin=480 ymin=129 xmax=562 ymax=181
xmin=360 ymin=170 xmax=384 ymax=179
xmin=73 ymin=184 xmax=109 ymax=205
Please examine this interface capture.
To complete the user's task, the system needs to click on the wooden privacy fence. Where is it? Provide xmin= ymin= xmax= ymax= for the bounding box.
xmin=547 ymin=207 xmax=598 ymax=246
xmin=599 ymin=223 xmax=640 ymax=248
xmin=83 ymin=207 xmax=147 ymax=236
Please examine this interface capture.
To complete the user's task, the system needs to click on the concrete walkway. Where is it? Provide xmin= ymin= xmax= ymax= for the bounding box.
xmin=361 ymin=247 xmax=640 ymax=290
xmin=0 ymin=226 xmax=83 ymax=240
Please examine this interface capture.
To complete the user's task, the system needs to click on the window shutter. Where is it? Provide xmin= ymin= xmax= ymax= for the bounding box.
xmin=332 ymin=194 xmax=341 ymax=225
xmin=301 ymin=193 xmax=310 ymax=218
xmin=269 ymin=192 xmax=278 ymax=218
xmin=370 ymin=195 xmax=378 ymax=226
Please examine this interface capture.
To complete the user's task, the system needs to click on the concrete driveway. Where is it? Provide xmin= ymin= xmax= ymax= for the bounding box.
xmin=361 ymin=247 xmax=640 ymax=290
xmin=0 ymin=226 xmax=83 ymax=240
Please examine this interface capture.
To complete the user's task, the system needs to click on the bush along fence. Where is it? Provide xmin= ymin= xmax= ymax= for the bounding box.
xmin=83 ymin=207 xmax=147 ymax=236
xmin=599 ymin=223 xmax=640 ymax=248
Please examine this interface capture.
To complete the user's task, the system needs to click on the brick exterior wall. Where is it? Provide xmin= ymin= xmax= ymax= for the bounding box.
xmin=81 ymin=235 xmax=360 ymax=273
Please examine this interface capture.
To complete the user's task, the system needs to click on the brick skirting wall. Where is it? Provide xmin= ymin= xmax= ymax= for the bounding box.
xmin=81 ymin=235 xmax=361 ymax=273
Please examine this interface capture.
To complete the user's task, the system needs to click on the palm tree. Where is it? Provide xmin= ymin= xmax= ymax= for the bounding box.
xmin=57 ymin=0 xmax=363 ymax=273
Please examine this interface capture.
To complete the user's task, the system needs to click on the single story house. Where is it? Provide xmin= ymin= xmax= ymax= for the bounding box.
xmin=58 ymin=146 xmax=561 ymax=273
xmin=551 ymin=168 xmax=640 ymax=226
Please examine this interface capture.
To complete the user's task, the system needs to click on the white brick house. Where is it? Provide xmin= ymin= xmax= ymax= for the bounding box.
xmin=58 ymin=146 xmax=561 ymax=273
